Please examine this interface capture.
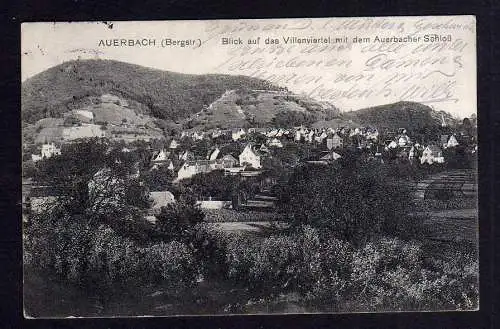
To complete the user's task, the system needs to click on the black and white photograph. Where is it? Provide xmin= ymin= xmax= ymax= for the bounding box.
xmin=21 ymin=16 xmax=479 ymax=317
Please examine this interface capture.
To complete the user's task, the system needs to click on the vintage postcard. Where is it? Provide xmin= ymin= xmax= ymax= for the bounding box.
xmin=21 ymin=16 xmax=478 ymax=317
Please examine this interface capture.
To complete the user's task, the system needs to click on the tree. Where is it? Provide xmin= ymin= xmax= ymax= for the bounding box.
xmin=141 ymin=165 xmax=175 ymax=191
xmin=33 ymin=138 xmax=150 ymax=223
xmin=277 ymin=162 xmax=411 ymax=245
xmin=155 ymin=203 xmax=205 ymax=242
xmin=179 ymin=170 xmax=238 ymax=200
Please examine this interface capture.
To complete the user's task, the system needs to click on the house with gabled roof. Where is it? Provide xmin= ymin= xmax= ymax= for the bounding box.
xmin=232 ymin=128 xmax=246 ymax=141
xmin=176 ymin=154 xmax=239 ymax=181
xmin=239 ymin=144 xmax=264 ymax=169
xmin=306 ymin=151 xmax=342 ymax=165
xmin=169 ymin=139 xmax=180 ymax=149
xmin=327 ymin=133 xmax=343 ymax=150
xmin=420 ymin=145 xmax=445 ymax=164
xmin=446 ymin=135 xmax=459 ymax=148
xmin=267 ymin=138 xmax=283 ymax=148
xmin=151 ymin=149 xmax=173 ymax=169
xmin=259 ymin=144 xmax=270 ymax=153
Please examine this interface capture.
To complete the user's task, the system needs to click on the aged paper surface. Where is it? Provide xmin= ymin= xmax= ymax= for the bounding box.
xmin=22 ymin=16 xmax=478 ymax=317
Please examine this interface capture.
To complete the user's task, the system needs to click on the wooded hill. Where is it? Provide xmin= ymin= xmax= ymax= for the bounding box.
xmin=22 ymin=59 xmax=280 ymax=124
xmin=22 ymin=59 xmax=459 ymax=134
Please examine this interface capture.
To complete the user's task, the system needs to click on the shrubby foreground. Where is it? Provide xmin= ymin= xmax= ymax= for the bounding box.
xmin=23 ymin=139 xmax=478 ymax=315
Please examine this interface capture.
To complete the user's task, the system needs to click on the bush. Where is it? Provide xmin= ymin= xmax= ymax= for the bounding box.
xmin=143 ymin=241 xmax=197 ymax=288
xmin=219 ymin=229 xmax=478 ymax=312
xmin=278 ymin=163 xmax=412 ymax=245
xmin=346 ymin=237 xmax=478 ymax=311
xmin=224 ymin=226 xmax=352 ymax=299
xmin=155 ymin=202 xmax=205 ymax=242
xmin=25 ymin=214 xmax=198 ymax=290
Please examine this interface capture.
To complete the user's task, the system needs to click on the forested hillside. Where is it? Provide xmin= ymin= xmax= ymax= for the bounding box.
xmin=22 ymin=59 xmax=280 ymax=124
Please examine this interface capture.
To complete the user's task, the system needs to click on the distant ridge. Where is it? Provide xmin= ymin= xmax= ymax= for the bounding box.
xmin=22 ymin=59 xmax=459 ymax=134
xmin=345 ymin=101 xmax=459 ymax=131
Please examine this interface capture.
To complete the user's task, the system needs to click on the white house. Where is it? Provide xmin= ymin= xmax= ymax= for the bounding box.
xmin=151 ymin=149 xmax=172 ymax=169
xmin=169 ymin=139 xmax=180 ymax=149
xmin=388 ymin=140 xmax=398 ymax=149
xmin=259 ymin=144 xmax=270 ymax=153
xmin=320 ymin=151 xmax=342 ymax=161
xmin=239 ymin=144 xmax=263 ymax=169
xmin=306 ymin=151 xmax=342 ymax=165
xmin=153 ymin=149 xmax=169 ymax=162
xmin=176 ymin=156 xmax=238 ymax=181
xmin=41 ymin=143 xmax=61 ymax=159
xmin=193 ymin=131 xmax=204 ymax=141
xmin=179 ymin=150 xmax=194 ymax=161
xmin=420 ymin=145 xmax=445 ymax=164
xmin=397 ymin=134 xmax=411 ymax=147
xmin=267 ymin=138 xmax=283 ymax=148
xmin=232 ymin=128 xmax=246 ymax=141
xmin=33 ymin=143 xmax=61 ymax=162
xmin=446 ymin=135 xmax=459 ymax=148
xmin=177 ymin=161 xmax=208 ymax=180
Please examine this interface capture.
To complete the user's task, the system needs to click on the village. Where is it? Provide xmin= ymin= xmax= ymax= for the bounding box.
xmin=24 ymin=105 xmax=477 ymax=221
xmin=22 ymin=105 xmax=479 ymax=315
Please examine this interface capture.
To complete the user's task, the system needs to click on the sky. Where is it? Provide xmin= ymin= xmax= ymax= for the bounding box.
xmin=21 ymin=16 xmax=476 ymax=118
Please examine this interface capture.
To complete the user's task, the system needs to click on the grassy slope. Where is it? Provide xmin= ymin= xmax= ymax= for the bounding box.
xmin=187 ymin=89 xmax=341 ymax=130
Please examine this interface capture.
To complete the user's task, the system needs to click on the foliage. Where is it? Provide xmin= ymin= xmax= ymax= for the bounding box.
xmin=24 ymin=214 xmax=197 ymax=290
xmin=347 ymin=101 xmax=458 ymax=133
xmin=178 ymin=170 xmax=238 ymax=200
xmin=33 ymin=139 xmax=151 ymax=222
xmin=277 ymin=162 xmax=412 ymax=245
xmin=219 ymin=229 xmax=478 ymax=311
xmin=154 ymin=202 xmax=205 ymax=242
xmin=347 ymin=237 xmax=478 ymax=311
xmin=22 ymin=160 xmax=37 ymax=178
xmin=224 ymin=226 xmax=352 ymax=297
xmin=141 ymin=165 xmax=175 ymax=191
xmin=22 ymin=59 xmax=278 ymax=124
xmin=271 ymin=111 xmax=318 ymax=127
